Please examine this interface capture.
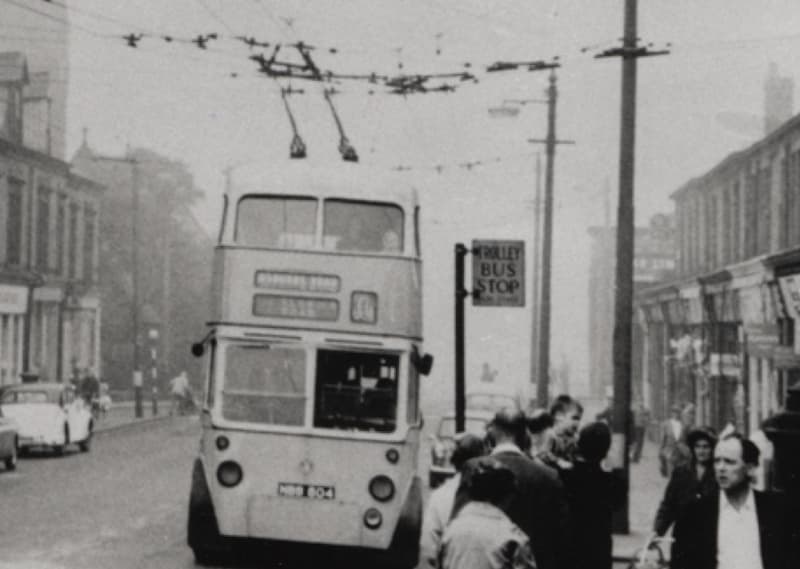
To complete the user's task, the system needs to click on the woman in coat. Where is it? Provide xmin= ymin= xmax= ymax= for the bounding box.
xmin=652 ymin=426 xmax=718 ymax=564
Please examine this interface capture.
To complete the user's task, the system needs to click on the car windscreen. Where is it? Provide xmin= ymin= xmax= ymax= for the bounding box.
xmin=437 ymin=417 xmax=489 ymax=439
xmin=313 ymin=349 xmax=399 ymax=433
xmin=322 ymin=199 xmax=404 ymax=253
xmin=221 ymin=344 xmax=306 ymax=426
xmin=235 ymin=196 xmax=317 ymax=249
xmin=1 ymin=390 xmax=52 ymax=404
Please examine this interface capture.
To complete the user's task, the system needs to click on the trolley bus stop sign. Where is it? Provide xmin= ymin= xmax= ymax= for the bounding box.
xmin=472 ymin=240 xmax=525 ymax=306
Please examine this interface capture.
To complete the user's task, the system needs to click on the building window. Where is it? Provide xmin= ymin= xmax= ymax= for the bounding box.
xmin=55 ymin=195 xmax=66 ymax=274
xmin=792 ymin=150 xmax=800 ymax=246
xmin=6 ymin=178 xmax=23 ymax=265
xmin=68 ymin=202 xmax=79 ymax=280
xmin=83 ymin=206 xmax=96 ymax=282
xmin=746 ymin=170 xmax=758 ymax=257
xmin=758 ymin=166 xmax=772 ymax=254
xmin=36 ymin=187 xmax=51 ymax=272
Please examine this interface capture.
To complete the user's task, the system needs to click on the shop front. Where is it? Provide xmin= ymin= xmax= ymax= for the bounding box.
xmin=0 ymin=283 xmax=27 ymax=386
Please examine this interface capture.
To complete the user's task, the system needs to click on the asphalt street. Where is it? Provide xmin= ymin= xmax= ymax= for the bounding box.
xmin=0 ymin=416 xmax=199 ymax=569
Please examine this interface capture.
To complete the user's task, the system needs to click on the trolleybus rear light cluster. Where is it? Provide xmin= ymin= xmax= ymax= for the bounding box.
xmin=385 ymin=448 xmax=400 ymax=464
xmin=215 ymin=435 xmax=230 ymax=451
xmin=217 ymin=461 xmax=243 ymax=487
xmin=368 ymin=475 xmax=395 ymax=502
xmin=363 ymin=508 xmax=382 ymax=529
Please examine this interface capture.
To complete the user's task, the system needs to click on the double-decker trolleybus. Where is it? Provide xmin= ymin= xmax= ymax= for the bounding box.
xmin=187 ymin=165 xmax=434 ymax=567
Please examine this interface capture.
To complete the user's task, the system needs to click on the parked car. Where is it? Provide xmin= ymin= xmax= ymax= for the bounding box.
xmin=0 ymin=406 xmax=18 ymax=471
xmin=0 ymin=383 xmax=94 ymax=455
xmin=428 ymin=409 xmax=493 ymax=488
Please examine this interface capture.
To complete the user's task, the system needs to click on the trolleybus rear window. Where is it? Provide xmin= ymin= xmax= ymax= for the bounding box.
xmin=313 ymin=349 xmax=399 ymax=433
xmin=323 ymin=200 xmax=403 ymax=253
xmin=221 ymin=344 xmax=306 ymax=426
xmin=236 ymin=196 xmax=317 ymax=249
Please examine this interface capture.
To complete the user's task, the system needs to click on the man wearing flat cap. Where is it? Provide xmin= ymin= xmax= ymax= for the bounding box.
xmin=453 ymin=409 xmax=570 ymax=569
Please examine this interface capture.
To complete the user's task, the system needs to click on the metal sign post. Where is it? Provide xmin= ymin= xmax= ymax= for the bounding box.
xmin=454 ymin=244 xmax=469 ymax=433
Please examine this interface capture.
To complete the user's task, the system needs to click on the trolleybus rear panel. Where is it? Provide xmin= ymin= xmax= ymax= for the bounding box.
xmin=188 ymin=174 xmax=428 ymax=567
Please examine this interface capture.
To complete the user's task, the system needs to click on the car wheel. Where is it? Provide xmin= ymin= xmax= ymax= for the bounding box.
xmin=4 ymin=440 xmax=17 ymax=470
xmin=54 ymin=424 xmax=69 ymax=456
xmin=79 ymin=427 xmax=92 ymax=453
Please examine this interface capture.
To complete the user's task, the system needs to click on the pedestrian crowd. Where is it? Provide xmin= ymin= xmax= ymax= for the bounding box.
xmin=421 ymin=394 xmax=799 ymax=569
xmin=421 ymin=394 xmax=621 ymax=569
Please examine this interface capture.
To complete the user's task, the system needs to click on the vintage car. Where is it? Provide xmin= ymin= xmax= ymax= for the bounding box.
xmin=0 ymin=406 xmax=18 ymax=470
xmin=0 ymin=382 xmax=93 ymax=455
xmin=428 ymin=409 xmax=493 ymax=488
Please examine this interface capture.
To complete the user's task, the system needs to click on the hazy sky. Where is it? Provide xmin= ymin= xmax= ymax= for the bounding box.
xmin=7 ymin=0 xmax=800 ymax=401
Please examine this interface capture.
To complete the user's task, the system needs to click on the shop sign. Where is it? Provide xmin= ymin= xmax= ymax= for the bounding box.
xmin=772 ymin=346 xmax=800 ymax=369
xmin=709 ymin=353 xmax=740 ymax=377
xmin=745 ymin=322 xmax=779 ymax=358
xmin=778 ymin=274 xmax=800 ymax=319
xmin=0 ymin=284 xmax=28 ymax=314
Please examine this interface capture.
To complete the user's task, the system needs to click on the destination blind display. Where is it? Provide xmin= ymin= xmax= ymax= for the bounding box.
xmin=253 ymin=294 xmax=339 ymax=321
xmin=254 ymin=270 xmax=340 ymax=293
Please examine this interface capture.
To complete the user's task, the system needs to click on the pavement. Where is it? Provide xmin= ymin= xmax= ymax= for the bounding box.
xmin=92 ymin=400 xmax=175 ymax=433
xmin=612 ymin=438 xmax=669 ymax=567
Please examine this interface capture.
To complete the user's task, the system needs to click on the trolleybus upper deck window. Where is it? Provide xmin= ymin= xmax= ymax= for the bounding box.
xmin=322 ymin=200 xmax=404 ymax=253
xmin=221 ymin=344 xmax=306 ymax=426
xmin=235 ymin=196 xmax=317 ymax=249
xmin=313 ymin=349 xmax=399 ymax=433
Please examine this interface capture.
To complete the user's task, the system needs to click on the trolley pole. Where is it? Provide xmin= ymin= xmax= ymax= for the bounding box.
xmin=454 ymin=243 xmax=469 ymax=433
xmin=595 ymin=0 xmax=668 ymax=533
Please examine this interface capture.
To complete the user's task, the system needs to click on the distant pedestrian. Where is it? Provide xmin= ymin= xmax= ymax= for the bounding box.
xmin=653 ymin=426 xmax=717 ymax=560
xmin=658 ymin=405 xmax=690 ymax=478
xmin=671 ymin=433 xmax=799 ymax=569
xmin=440 ymin=457 xmax=536 ymax=569
xmin=480 ymin=362 xmax=499 ymax=384
xmin=561 ymin=422 xmax=622 ymax=569
xmin=419 ymin=433 xmax=486 ymax=569
xmin=454 ymin=409 xmax=570 ymax=569
xmin=169 ymin=371 xmax=191 ymax=415
xmin=540 ymin=394 xmax=583 ymax=470
xmin=630 ymin=401 xmax=651 ymax=463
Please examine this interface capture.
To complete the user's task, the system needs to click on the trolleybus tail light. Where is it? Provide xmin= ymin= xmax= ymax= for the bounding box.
xmin=385 ymin=448 xmax=400 ymax=464
xmin=216 ymin=436 xmax=230 ymax=451
xmin=217 ymin=461 xmax=243 ymax=487
xmin=363 ymin=508 xmax=383 ymax=529
xmin=368 ymin=475 xmax=395 ymax=502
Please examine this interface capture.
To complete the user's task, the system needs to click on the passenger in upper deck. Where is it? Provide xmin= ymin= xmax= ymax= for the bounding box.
xmin=337 ymin=217 xmax=367 ymax=251
xmin=382 ymin=230 xmax=401 ymax=253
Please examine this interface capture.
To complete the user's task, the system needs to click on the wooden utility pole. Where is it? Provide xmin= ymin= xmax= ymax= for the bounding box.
xmin=596 ymin=0 xmax=668 ymax=532
xmin=529 ymin=71 xmax=574 ymax=408
xmin=530 ymin=154 xmax=542 ymax=398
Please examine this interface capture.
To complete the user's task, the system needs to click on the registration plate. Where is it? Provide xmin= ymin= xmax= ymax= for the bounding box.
xmin=277 ymin=482 xmax=335 ymax=500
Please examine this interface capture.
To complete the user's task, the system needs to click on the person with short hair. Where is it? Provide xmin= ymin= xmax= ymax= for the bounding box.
xmin=440 ymin=457 xmax=537 ymax=569
xmin=671 ymin=433 xmax=799 ymax=569
xmin=540 ymin=395 xmax=583 ymax=469
xmin=454 ymin=409 xmax=570 ymax=569
xmin=560 ymin=422 xmax=621 ymax=569
xmin=525 ymin=409 xmax=554 ymax=459
xmin=419 ymin=433 xmax=486 ymax=569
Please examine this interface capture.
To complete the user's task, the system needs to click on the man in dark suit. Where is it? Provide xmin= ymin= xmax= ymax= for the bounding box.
xmin=453 ymin=409 xmax=571 ymax=569
xmin=672 ymin=433 xmax=799 ymax=569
